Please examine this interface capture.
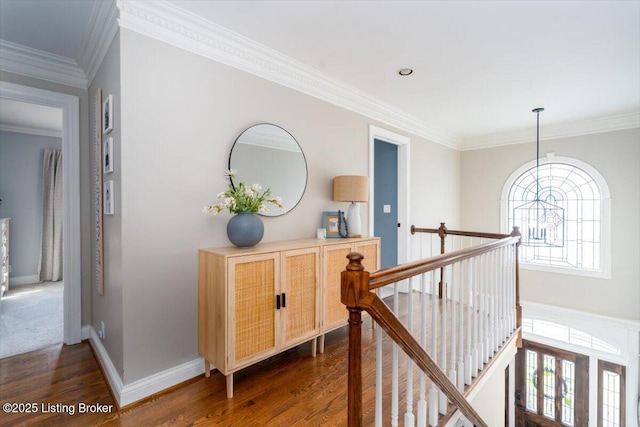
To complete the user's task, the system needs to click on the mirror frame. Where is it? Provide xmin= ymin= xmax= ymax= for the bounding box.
xmin=228 ymin=123 xmax=308 ymax=217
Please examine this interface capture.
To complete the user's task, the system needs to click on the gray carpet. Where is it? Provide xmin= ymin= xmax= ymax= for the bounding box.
xmin=0 ymin=281 xmax=63 ymax=358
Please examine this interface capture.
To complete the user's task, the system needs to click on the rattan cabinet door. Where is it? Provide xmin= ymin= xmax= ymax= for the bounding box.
xmin=281 ymin=247 xmax=321 ymax=349
xmin=228 ymin=253 xmax=279 ymax=369
xmin=354 ymin=240 xmax=380 ymax=272
xmin=322 ymin=243 xmax=354 ymax=331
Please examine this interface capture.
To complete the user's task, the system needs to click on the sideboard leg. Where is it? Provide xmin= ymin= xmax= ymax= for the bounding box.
xmin=226 ymin=374 xmax=233 ymax=398
xmin=204 ymin=359 xmax=210 ymax=378
xmin=311 ymin=337 xmax=317 ymax=357
xmin=318 ymin=334 xmax=325 ymax=354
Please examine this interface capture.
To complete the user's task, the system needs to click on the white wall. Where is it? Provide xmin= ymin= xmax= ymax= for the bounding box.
xmin=460 ymin=128 xmax=640 ymax=322
xmin=0 ymin=130 xmax=61 ymax=281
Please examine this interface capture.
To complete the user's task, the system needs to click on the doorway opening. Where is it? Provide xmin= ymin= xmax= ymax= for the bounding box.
xmin=0 ymin=82 xmax=81 ymax=352
xmin=0 ymin=110 xmax=64 ymax=357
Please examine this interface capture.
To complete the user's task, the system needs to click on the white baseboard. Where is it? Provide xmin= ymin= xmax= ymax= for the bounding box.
xmin=86 ymin=325 xmax=207 ymax=408
xmin=8 ymin=275 xmax=40 ymax=286
xmin=87 ymin=326 xmax=125 ymax=407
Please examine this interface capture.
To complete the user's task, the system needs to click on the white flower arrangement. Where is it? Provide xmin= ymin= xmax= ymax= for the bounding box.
xmin=203 ymin=169 xmax=286 ymax=216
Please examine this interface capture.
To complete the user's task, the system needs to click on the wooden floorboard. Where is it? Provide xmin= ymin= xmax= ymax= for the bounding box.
xmin=0 ymin=292 xmax=513 ymax=426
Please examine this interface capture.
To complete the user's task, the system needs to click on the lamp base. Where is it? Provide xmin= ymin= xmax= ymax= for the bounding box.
xmin=346 ymin=202 xmax=362 ymax=237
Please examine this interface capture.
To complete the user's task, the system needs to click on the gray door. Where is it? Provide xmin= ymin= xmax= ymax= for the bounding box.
xmin=374 ymin=139 xmax=398 ymax=269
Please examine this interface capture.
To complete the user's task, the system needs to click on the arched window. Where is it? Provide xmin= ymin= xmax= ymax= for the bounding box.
xmin=502 ymin=155 xmax=610 ymax=277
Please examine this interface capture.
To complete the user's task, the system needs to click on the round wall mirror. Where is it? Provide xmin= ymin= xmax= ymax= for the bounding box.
xmin=228 ymin=124 xmax=307 ymax=217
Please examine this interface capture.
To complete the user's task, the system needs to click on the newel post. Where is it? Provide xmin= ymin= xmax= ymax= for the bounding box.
xmin=438 ymin=222 xmax=447 ymax=298
xmin=511 ymin=226 xmax=523 ymax=347
xmin=341 ymin=252 xmax=370 ymax=427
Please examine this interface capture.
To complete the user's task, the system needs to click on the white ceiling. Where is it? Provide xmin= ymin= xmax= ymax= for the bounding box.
xmin=1 ymin=0 xmax=639 ymax=146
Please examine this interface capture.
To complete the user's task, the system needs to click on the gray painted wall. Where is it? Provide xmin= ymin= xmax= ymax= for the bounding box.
xmin=106 ymin=28 xmax=459 ymax=385
xmin=0 ymin=130 xmax=62 ymax=281
xmin=89 ymin=31 xmax=124 ymax=380
xmin=460 ymin=128 xmax=640 ymax=321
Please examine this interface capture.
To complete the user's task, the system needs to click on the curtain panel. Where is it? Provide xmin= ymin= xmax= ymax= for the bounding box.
xmin=39 ymin=148 xmax=63 ymax=282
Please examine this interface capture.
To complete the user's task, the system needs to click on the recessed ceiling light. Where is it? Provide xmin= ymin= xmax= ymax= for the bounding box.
xmin=398 ymin=68 xmax=413 ymax=76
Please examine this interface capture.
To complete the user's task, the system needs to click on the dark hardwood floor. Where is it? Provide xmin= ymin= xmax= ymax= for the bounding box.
xmin=1 ymin=293 xmax=508 ymax=426
xmin=0 ymin=318 xmax=384 ymax=427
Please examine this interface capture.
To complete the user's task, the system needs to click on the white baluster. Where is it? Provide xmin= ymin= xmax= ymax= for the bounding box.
xmin=477 ymin=253 xmax=485 ymax=371
xmin=417 ymin=273 xmax=427 ymax=427
xmin=465 ymin=258 xmax=473 ymax=386
xmin=488 ymin=251 xmax=496 ymax=359
xmin=439 ymin=267 xmax=448 ymax=415
xmin=473 ymin=255 xmax=480 ymax=376
xmin=391 ymin=282 xmax=399 ymax=427
xmin=457 ymin=259 xmax=465 ymax=392
xmin=496 ymin=249 xmax=501 ymax=349
xmin=511 ymin=245 xmax=517 ymax=332
xmin=429 ymin=270 xmax=439 ymax=426
xmin=501 ymin=247 xmax=508 ymax=342
xmin=483 ymin=253 xmax=491 ymax=364
xmin=449 ymin=264 xmax=458 ymax=390
xmin=405 ymin=277 xmax=415 ymax=426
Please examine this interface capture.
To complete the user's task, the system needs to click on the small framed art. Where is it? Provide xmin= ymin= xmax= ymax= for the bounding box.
xmin=102 ymin=94 xmax=113 ymax=134
xmin=104 ymin=180 xmax=114 ymax=215
xmin=322 ymin=211 xmax=346 ymax=238
xmin=103 ymin=137 xmax=113 ymax=173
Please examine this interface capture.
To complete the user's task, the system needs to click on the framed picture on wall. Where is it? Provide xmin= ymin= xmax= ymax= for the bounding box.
xmin=104 ymin=180 xmax=114 ymax=215
xmin=103 ymin=137 xmax=113 ymax=174
xmin=102 ymin=94 xmax=113 ymax=134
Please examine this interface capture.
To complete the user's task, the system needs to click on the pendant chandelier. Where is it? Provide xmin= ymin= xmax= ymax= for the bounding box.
xmin=513 ymin=108 xmax=564 ymax=247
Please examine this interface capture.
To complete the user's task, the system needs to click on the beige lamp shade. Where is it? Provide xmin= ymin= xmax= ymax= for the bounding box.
xmin=333 ymin=175 xmax=369 ymax=202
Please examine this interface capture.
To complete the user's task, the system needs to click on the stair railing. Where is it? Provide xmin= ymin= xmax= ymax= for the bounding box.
xmin=341 ymin=226 xmax=521 ymax=426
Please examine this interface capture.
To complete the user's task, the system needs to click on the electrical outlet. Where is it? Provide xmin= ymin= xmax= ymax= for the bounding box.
xmin=100 ymin=321 xmax=106 ymax=339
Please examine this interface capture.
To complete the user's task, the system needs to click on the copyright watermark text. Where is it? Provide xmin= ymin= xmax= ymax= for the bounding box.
xmin=2 ymin=402 xmax=114 ymax=416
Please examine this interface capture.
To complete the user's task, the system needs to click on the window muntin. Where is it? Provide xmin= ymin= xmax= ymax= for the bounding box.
xmin=507 ymin=161 xmax=603 ymax=272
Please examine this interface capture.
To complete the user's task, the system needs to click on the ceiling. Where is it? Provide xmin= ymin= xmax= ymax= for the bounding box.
xmin=1 ymin=0 xmax=639 ymax=147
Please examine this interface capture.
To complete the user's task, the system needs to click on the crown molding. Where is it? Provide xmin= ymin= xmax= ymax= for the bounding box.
xmin=0 ymin=123 xmax=62 ymax=138
xmin=3 ymin=0 xmax=634 ymax=148
xmin=0 ymin=0 xmax=117 ymax=90
xmin=459 ymin=111 xmax=640 ymax=151
xmin=115 ymin=0 xmax=459 ymax=149
xmin=0 ymin=40 xmax=88 ymax=89
xmin=77 ymin=0 xmax=119 ymax=86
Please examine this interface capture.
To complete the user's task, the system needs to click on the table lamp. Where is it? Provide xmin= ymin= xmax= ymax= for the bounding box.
xmin=333 ymin=175 xmax=369 ymax=237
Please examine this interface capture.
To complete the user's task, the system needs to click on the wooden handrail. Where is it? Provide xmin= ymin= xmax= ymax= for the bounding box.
xmin=341 ymin=253 xmax=489 ymax=427
xmin=410 ymin=223 xmax=520 ymax=298
xmin=369 ymin=236 xmax=520 ymax=289
xmin=411 ymin=222 xmax=518 ymax=241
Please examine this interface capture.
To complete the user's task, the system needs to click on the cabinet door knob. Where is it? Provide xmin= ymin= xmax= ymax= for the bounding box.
xmin=281 ymin=293 xmax=286 ymax=308
xmin=276 ymin=294 xmax=281 ymax=310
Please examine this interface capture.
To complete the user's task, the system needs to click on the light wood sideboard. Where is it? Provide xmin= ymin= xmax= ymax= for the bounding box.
xmin=198 ymin=236 xmax=380 ymax=398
